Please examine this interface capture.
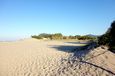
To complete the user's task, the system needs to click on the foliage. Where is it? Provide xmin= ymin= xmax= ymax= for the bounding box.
xmin=32 ymin=33 xmax=97 ymax=40
xmin=63 ymin=36 xmax=68 ymax=39
xmin=77 ymin=36 xmax=97 ymax=40
xmin=98 ymin=21 xmax=115 ymax=53
xmin=51 ymin=33 xmax=63 ymax=40
xmin=109 ymin=21 xmax=115 ymax=52
xmin=31 ymin=35 xmax=42 ymax=39
xmin=98 ymin=33 xmax=110 ymax=45
xmin=32 ymin=33 xmax=63 ymax=40
xmin=39 ymin=33 xmax=52 ymax=38
xmin=68 ymin=35 xmax=76 ymax=39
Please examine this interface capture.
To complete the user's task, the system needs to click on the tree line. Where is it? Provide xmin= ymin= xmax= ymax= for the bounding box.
xmin=31 ymin=33 xmax=97 ymax=40
xmin=31 ymin=21 xmax=115 ymax=53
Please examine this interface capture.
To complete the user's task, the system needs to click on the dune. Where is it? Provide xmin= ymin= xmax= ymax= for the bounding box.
xmin=0 ymin=38 xmax=115 ymax=76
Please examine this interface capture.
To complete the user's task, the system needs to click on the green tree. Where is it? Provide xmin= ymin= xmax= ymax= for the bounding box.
xmin=31 ymin=35 xmax=42 ymax=39
xmin=98 ymin=21 xmax=115 ymax=53
xmin=39 ymin=33 xmax=52 ymax=38
xmin=109 ymin=21 xmax=115 ymax=52
xmin=51 ymin=33 xmax=63 ymax=40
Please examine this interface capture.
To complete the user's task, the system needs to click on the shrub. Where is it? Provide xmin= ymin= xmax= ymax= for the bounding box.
xmin=109 ymin=21 xmax=115 ymax=52
xmin=39 ymin=33 xmax=52 ymax=38
xmin=51 ymin=33 xmax=63 ymax=40
xmin=77 ymin=36 xmax=96 ymax=40
xmin=98 ymin=33 xmax=110 ymax=45
xmin=98 ymin=21 xmax=115 ymax=53
xmin=31 ymin=35 xmax=42 ymax=39
xmin=31 ymin=33 xmax=63 ymax=40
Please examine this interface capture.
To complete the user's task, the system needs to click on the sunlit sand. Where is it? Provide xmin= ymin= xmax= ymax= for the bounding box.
xmin=0 ymin=38 xmax=115 ymax=76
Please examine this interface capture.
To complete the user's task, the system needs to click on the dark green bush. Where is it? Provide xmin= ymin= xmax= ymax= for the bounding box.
xmin=98 ymin=21 xmax=115 ymax=53
xmin=31 ymin=33 xmax=63 ymax=40
xmin=51 ymin=33 xmax=63 ymax=40
xmin=109 ymin=21 xmax=115 ymax=52
xmin=98 ymin=33 xmax=110 ymax=45
xmin=77 ymin=36 xmax=96 ymax=40
xmin=39 ymin=33 xmax=52 ymax=38
xmin=31 ymin=35 xmax=42 ymax=39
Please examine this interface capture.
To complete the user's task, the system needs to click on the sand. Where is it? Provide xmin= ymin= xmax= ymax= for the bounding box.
xmin=0 ymin=38 xmax=115 ymax=76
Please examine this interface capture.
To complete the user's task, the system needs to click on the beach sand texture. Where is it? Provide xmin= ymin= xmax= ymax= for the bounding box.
xmin=0 ymin=38 xmax=80 ymax=76
xmin=0 ymin=38 xmax=115 ymax=76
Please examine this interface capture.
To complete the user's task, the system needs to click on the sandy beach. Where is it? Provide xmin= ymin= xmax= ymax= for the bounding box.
xmin=0 ymin=38 xmax=82 ymax=76
xmin=0 ymin=38 xmax=115 ymax=76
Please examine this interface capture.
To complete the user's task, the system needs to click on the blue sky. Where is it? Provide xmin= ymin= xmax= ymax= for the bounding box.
xmin=0 ymin=0 xmax=115 ymax=40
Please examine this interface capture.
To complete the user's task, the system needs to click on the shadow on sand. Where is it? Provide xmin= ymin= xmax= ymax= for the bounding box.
xmin=64 ymin=42 xmax=88 ymax=45
xmin=50 ymin=45 xmax=83 ymax=53
xmin=50 ymin=42 xmax=115 ymax=75
xmin=50 ymin=42 xmax=96 ymax=58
